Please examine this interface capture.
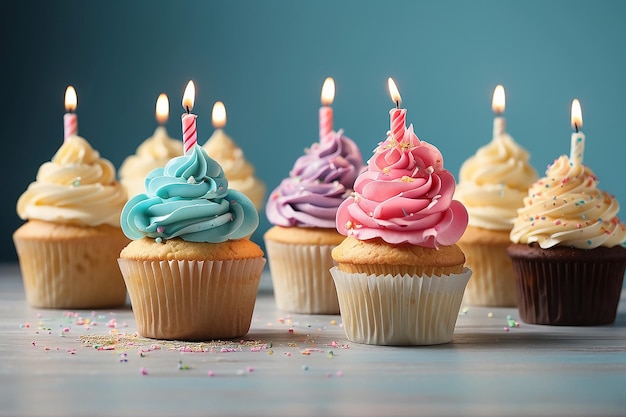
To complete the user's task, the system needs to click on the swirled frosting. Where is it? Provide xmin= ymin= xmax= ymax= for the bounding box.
xmin=17 ymin=136 xmax=127 ymax=227
xmin=266 ymin=129 xmax=364 ymax=228
xmin=336 ymin=125 xmax=468 ymax=248
xmin=119 ymin=126 xmax=182 ymax=197
xmin=121 ymin=144 xmax=258 ymax=242
xmin=510 ymin=155 xmax=626 ymax=249
xmin=455 ymin=121 xmax=537 ymax=230
xmin=203 ymin=130 xmax=266 ymax=210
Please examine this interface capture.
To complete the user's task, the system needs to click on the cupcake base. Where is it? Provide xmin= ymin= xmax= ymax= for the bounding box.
xmin=330 ymin=267 xmax=472 ymax=345
xmin=13 ymin=220 xmax=129 ymax=309
xmin=118 ymin=257 xmax=265 ymax=341
xmin=458 ymin=227 xmax=517 ymax=307
xmin=507 ymin=243 xmax=626 ymax=326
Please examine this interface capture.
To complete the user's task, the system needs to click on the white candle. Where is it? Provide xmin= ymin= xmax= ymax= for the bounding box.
xmin=492 ymin=84 xmax=506 ymax=138
xmin=319 ymin=77 xmax=335 ymax=140
xmin=570 ymin=98 xmax=585 ymax=165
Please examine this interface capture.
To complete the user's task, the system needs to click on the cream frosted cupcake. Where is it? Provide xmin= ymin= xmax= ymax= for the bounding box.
xmin=203 ymin=101 xmax=266 ymax=210
xmin=264 ymin=78 xmax=364 ymax=314
xmin=455 ymin=86 xmax=537 ymax=306
xmin=14 ymin=135 xmax=129 ymax=308
xmin=119 ymin=94 xmax=182 ymax=197
xmin=330 ymin=79 xmax=470 ymax=345
xmin=508 ymin=99 xmax=626 ymax=325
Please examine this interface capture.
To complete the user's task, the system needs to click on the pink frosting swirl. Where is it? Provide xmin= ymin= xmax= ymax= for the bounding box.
xmin=336 ymin=125 xmax=468 ymax=248
xmin=266 ymin=129 xmax=363 ymax=228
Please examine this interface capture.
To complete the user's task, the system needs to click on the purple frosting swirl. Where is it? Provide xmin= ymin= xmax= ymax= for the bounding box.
xmin=266 ymin=129 xmax=363 ymax=228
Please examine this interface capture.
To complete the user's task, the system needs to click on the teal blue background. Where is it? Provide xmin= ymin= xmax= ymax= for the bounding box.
xmin=2 ymin=0 xmax=626 ymax=261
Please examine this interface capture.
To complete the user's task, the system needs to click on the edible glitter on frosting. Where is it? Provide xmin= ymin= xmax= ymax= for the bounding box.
xmin=335 ymin=124 xmax=468 ymax=248
xmin=510 ymin=154 xmax=626 ymax=249
xmin=455 ymin=123 xmax=537 ymax=230
xmin=266 ymin=129 xmax=363 ymax=228
xmin=120 ymin=144 xmax=258 ymax=242
xmin=17 ymin=136 xmax=127 ymax=227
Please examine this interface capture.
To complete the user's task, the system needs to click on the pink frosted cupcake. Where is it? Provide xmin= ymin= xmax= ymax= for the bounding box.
xmin=330 ymin=79 xmax=471 ymax=345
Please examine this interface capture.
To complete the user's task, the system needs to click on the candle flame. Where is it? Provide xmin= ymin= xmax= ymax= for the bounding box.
xmin=321 ymin=77 xmax=335 ymax=106
xmin=212 ymin=101 xmax=227 ymax=129
xmin=571 ymin=99 xmax=583 ymax=131
xmin=65 ymin=86 xmax=77 ymax=112
xmin=387 ymin=78 xmax=402 ymax=108
xmin=492 ymin=85 xmax=505 ymax=114
xmin=182 ymin=81 xmax=195 ymax=112
xmin=156 ymin=93 xmax=169 ymax=124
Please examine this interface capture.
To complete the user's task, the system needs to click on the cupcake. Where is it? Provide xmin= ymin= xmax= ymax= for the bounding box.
xmin=203 ymin=101 xmax=266 ymax=210
xmin=330 ymin=80 xmax=470 ymax=345
xmin=455 ymin=86 xmax=537 ymax=306
xmin=119 ymin=94 xmax=181 ymax=197
xmin=14 ymin=135 xmax=129 ymax=308
xmin=508 ymin=100 xmax=626 ymax=325
xmin=265 ymin=129 xmax=363 ymax=314
xmin=118 ymin=144 xmax=265 ymax=341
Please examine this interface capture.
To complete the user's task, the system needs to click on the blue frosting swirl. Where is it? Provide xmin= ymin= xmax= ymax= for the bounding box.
xmin=121 ymin=145 xmax=259 ymax=242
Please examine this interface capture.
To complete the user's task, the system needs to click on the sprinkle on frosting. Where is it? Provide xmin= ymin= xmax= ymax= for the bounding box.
xmin=335 ymin=124 xmax=468 ymax=248
xmin=510 ymin=154 xmax=626 ymax=249
xmin=120 ymin=144 xmax=258 ymax=242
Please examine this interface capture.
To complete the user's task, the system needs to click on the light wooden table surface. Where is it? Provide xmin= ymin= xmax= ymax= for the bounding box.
xmin=1 ymin=263 xmax=625 ymax=417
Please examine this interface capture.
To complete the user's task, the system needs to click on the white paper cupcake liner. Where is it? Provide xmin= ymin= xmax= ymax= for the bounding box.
xmin=265 ymin=239 xmax=340 ymax=314
xmin=118 ymin=257 xmax=265 ymax=341
xmin=330 ymin=267 xmax=472 ymax=345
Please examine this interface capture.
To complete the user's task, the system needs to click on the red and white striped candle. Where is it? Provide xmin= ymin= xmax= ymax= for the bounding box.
xmin=63 ymin=86 xmax=78 ymax=141
xmin=181 ymin=81 xmax=197 ymax=155
xmin=319 ymin=77 xmax=335 ymax=140
xmin=387 ymin=78 xmax=405 ymax=142
xmin=570 ymin=98 xmax=585 ymax=165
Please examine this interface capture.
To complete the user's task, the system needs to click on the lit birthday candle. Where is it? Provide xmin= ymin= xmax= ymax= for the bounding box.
xmin=319 ymin=77 xmax=335 ymax=140
xmin=492 ymin=84 xmax=506 ymax=138
xmin=212 ymin=101 xmax=226 ymax=130
xmin=64 ymin=86 xmax=78 ymax=140
xmin=181 ymin=81 xmax=197 ymax=155
xmin=387 ymin=78 xmax=406 ymax=142
xmin=570 ymin=98 xmax=584 ymax=165
xmin=156 ymin=93 xmax=169 ymax=126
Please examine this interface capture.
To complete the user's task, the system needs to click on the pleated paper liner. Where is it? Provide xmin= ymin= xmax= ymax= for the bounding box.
xmin=508 ymin=244 xmax=626 ymax=325
xmin=118 ymin=257 xmax=265 ymax=341
xmin=13 ymin=224 xmax=128 ymax=309
xmin=330 ymin=267 xmax=472 ymax=345
xmin=458 ymin=240 xmax=517 ymax=307
xmin=264 ymin=239 xmax=340 ymax=314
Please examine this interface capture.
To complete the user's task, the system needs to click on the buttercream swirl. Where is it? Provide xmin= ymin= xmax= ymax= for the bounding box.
xmin=455 ymin=123 xmax=537 ymax=230
xmin=17 ymin=136 xmax=127 ymax=227
xmin=266 ymin=129 xmax=364 ymax=228
xmin=121 ymin=144 xmax=258 ymax=242
xmin=119 ymin=126 xmax=182 ymax=197
xmin=203 ymin=130 xmax=266 ymax=210
xmin=510 ymin=155 xmax=626 ymax=249
xmin=336 ymin=125 xmax=468 ymax=248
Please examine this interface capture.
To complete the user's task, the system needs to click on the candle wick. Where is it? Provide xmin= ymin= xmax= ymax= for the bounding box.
xmin=575 ymin=123 xmax=579 ymax=133
xmin=186 ymin=106 xmax=190 ymax=114
xmin=395 ymin=100 xmax=400 ymax=109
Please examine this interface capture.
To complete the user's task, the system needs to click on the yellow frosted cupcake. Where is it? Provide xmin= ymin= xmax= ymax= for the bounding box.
xmin=455 ymin=86 xmax=537 ymax=306
xmin=14 ymin=135 xmax=129 ymax=308
xmin=203 ymin=101 xmax=266 ymax=210
xmin=119 ymin=94 xmax=181 ymax=197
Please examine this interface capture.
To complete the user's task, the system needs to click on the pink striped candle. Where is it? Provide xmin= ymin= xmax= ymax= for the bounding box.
xmin=63 ymin=86 xmax=78 ymax=141
xmin=181 ymin=81 xmax=197 ymax=155
xmin=319 ymin=77 xmax=335 ymax=140
xmin=387 ymin=78 xmax=405 ymax=142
